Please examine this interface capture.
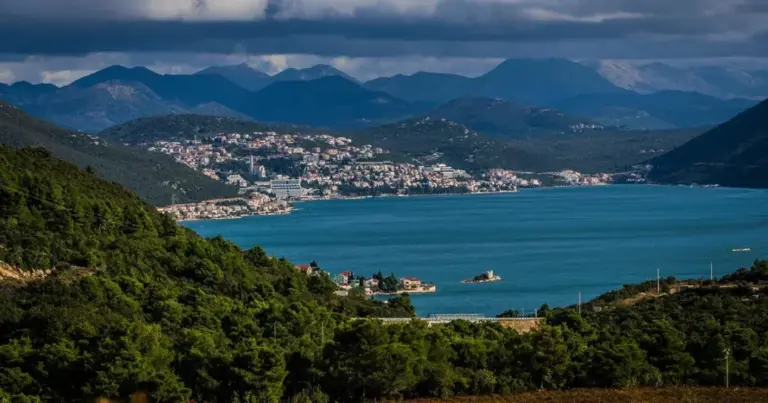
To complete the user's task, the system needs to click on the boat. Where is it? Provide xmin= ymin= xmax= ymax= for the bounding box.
xmin=732 ymin=248 xmax=752 ymax=252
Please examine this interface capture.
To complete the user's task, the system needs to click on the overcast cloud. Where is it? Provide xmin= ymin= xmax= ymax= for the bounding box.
xmin=0 ymin=0 xmax=766 ymax=84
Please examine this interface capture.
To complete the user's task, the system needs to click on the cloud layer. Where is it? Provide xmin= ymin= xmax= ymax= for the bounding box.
xmin=0 ymin=0 xmax=765 ymax=59
xmin=1 ymin=0 xmax=767 ymax=85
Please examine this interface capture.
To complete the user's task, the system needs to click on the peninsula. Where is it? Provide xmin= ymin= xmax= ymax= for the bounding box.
xmin=461 ymin=270 xmax=502 ymax=284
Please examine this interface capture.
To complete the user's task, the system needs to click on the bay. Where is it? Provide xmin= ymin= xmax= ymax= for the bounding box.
xmin=183 ymin=185 xmax=768 ymax=316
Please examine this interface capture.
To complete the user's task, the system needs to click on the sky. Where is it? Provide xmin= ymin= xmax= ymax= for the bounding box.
xmin=1 ymin=0 xmax=767 ymax=85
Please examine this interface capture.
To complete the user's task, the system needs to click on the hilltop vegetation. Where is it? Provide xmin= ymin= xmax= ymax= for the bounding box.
xmin=98 ymin=114 xmax=272 ymax=145
xmin=0 ymin=101 xmax=236 ymax=205
xmin=4 ymin=146 xmax=768 ymax=402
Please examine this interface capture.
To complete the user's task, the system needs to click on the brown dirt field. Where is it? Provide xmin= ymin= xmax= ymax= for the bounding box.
xmin=398 ymin=387 xmax=768 ymax=403
xmin=497 ymin=318 xmax=542 ymax=333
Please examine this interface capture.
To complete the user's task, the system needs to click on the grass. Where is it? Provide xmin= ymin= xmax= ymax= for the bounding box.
xmin=398 ymin=387 xmax=768 ymax=403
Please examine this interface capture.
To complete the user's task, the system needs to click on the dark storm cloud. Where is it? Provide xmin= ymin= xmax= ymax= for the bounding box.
xmin=0 ymin=0 xmax=765 ymax=58
xmin=737 ymin=0 xmax=768 ymax=13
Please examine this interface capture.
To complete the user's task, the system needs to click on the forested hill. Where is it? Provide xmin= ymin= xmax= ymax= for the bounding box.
xmin=0 ymin=101 xmax=236 ymax=204
xmin=0 ymin=145 xmax=413 ymax=402
xmin=648 ymin=98 xmax=768 ymax=188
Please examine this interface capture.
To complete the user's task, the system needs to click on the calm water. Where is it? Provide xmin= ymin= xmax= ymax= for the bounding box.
xmin=184 ymin=186 xmax=768 ymax=316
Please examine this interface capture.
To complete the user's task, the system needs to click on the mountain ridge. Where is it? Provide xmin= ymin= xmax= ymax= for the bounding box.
xmin=2 ymin=60 xmax=760 ymax=132
xmin=194 ymin=63 xmax=272 ymax=91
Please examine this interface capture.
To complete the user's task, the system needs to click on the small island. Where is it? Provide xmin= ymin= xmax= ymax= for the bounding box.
xmin=461 ymin=270 xmax=502 ymax=284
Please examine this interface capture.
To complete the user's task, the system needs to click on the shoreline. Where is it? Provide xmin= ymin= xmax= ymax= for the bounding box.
xmin=175 ymin=207 xmax=295 ymax=223
xmin=173 ymin=183 xmax=741 ymax=223
xmin=370 ymin=288 xmax=437 ymax=296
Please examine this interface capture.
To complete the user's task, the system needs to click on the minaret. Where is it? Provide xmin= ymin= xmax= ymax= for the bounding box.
xmin=249 ymin=154 xmax=255 ymax=175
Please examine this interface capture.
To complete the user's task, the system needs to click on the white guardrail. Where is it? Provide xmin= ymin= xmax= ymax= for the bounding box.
xmin=351 ymin=317 xmax=542 ymax=323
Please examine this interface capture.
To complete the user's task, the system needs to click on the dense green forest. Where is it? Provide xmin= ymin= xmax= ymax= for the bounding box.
xmin=3 ymin=145 xmax=768 ymax=402
xmin=0 ymin=101 xmax=237 ymax=205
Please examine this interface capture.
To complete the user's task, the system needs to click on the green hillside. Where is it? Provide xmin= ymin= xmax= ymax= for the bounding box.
xmin=0 ymin=145 xmax=412 ymax=402
xmin=0 ymin=101 xmax=236 ymax=205
xmin=649 ymin=98 xmax=768 ymax=187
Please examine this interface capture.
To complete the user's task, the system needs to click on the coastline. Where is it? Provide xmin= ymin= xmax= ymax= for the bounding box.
xmin=369 ymin=288 xmax=437 ymax=296
xmin=175 ymin=207 xmax=295 ymax=223
xmin=174 ymin=183 xmax=667 ymax=223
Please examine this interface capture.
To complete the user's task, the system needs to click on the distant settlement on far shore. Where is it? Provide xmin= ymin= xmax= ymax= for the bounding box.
xmin=153 ymin=130 xmax=643 ymax=221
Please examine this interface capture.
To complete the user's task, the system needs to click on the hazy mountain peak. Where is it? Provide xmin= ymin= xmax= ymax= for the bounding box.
xmin=70 ymin=65 xmax=160 ymax=88
xmin=272 ymin=64 xmax=357 ymax=83
xmin=194 ymin=63 xmax=271 ymax=91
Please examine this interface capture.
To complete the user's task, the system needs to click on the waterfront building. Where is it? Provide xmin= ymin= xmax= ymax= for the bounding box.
xmin=400 ymin=277 xmax=421 ymax=290
xmin=295 ymin=264 xmax=314 ymax=275
xmin=270 ymin=179 xmax=304 ymax=199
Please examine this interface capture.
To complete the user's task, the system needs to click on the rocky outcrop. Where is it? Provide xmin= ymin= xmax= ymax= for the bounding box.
xmin=0 ymin=261 xmax=52 ymax=282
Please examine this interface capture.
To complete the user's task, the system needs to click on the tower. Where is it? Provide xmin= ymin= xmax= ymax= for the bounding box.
xmin=249 ymin=154 xmax=255 ymax=175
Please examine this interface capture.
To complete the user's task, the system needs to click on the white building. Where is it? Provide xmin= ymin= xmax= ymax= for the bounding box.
xmin=400 ymin=277 xmax=421 ymax=290
xmin=227 ymin=174 xmax=248 ymax=188
xmin=270 ymin=179 xmax=304 ymax=199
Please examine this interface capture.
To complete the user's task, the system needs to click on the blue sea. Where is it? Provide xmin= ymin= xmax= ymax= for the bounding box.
xmin=183 ymin=185 xmax=768 ymax=316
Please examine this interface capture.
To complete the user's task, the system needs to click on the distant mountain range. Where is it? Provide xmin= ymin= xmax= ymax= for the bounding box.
xmin=0 ymin=59 xmax=762 ymax=133
xmin=0 ymin=65 xmax=421 ymax=131
xmin=0 ymin=100 xmax=236 ymax=205
xmin=193 ymin=63 xmax=353 ymax=92
xmin=243 ymin=76 xmax=420 ymax=128
xmin=648 ymin=98 xmax=768 ymax=188
xmin=365 ymin=58 xmax=626 ymax=105
xmin=365 ymin=59 xmax=758 ymax=129
xmin=591 ymin=60 xmax=768 ymax=100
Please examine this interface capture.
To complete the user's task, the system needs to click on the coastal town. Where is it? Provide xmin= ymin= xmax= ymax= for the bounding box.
xmin=150 ymin=130 xmax=620 ymax=220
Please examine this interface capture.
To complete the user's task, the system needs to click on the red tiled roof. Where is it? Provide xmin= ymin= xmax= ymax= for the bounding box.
xmin=296 ymin=265 xmax=312 ymax=271
xmin=402 ymin=277 xmax=420 ymax=281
